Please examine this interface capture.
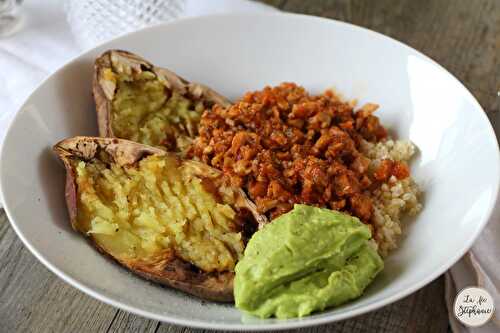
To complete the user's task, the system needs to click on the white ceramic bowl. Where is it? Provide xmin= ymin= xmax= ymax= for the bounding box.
xmin=1 ymin=13 xmax=499 ymax=330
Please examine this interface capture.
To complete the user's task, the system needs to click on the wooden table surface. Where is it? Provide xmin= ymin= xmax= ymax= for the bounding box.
xmin=1 ymin=0 xmax=498 ymax=332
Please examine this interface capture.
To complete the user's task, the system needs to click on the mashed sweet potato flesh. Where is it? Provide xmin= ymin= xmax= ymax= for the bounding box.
xmin=73 ymin=154 xmax=244 ymax=272
xmin=108 ymin=69 xmax=204 ymax=153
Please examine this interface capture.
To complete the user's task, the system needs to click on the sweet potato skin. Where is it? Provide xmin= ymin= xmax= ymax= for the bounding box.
xmin=93 ymin=52 xmax=114 ymax=137
xmin=53 ymin=136 xmax=263 ymax=302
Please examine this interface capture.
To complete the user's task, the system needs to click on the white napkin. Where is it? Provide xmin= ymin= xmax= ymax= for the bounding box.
xmin=0 ymin=0 xmax=78 ymax=146
xmin=445 ymin=197 xmax=500 ymax=333
xmin=0 ymin=1 xmax=498 ymax=332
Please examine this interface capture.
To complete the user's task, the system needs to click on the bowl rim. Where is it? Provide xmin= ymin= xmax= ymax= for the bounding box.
xmin=1 ymin=11 xmax=499 ymax=331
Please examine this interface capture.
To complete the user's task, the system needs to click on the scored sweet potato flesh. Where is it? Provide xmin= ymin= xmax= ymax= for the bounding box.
xmin=54 ymin=136 xmax=264 ymax=301
xmin=93 ymin=50 xmax=231 ymax=155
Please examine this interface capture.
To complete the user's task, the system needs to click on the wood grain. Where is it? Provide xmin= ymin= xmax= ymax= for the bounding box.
xmin=0 ymin=214 xmax=117 ymax=333
xmin=2 ymin=0 xmax=498 ymax=332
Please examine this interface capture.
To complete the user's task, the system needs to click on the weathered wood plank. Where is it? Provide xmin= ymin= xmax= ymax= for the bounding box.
xmin=0 ymin=213 xmax=118 ymax=333
xmin=259 ymin=0 xmax=287 ymax=10
xmin=105 ymin=310 xmax=159 ymax=333
xmin=279 ymin=0 xmax=353 ymax=21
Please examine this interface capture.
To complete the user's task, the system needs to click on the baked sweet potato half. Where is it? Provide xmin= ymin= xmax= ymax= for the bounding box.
xmin=53 ymin=136 xmax=265 ymax=302
xmin=93 ymin=50 xmax=230 ymax=155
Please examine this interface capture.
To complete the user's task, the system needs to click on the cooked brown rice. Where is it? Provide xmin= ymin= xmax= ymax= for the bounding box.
xmin=361 ymin=139 xmax=422 ymax=256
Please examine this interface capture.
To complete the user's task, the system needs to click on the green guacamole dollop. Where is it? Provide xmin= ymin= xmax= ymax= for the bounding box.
xmin=234 ymin=204 xmax=383 ymax=319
